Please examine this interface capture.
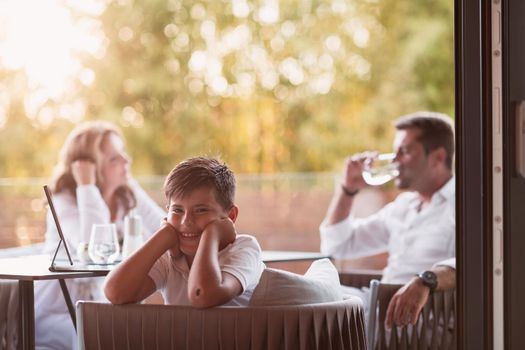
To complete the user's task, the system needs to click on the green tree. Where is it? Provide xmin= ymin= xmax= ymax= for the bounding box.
xmin=0 ymin=0 xmax=454 ymax=177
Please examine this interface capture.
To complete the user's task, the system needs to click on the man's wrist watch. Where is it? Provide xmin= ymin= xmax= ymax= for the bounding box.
xmin=417 ymin=270 xmax=438 ymax=293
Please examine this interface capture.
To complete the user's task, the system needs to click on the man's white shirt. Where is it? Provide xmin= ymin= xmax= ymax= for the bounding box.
xmin=436 ymin=257 xmax=456 ymax=270
xmin=320 ymin=177 xmax=455 ymax=283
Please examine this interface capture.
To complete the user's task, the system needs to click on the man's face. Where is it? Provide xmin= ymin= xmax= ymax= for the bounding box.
xmin=167 ymin=186 xmax=232 ymax=259
xmin=393 ymin=128 xmax=430 ymax=191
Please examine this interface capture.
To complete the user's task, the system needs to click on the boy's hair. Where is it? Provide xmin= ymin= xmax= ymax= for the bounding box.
xmin=164 ymin=157 xmax=236 ymax=209
xmin=394 ymin=111 xmax=455 ymax=170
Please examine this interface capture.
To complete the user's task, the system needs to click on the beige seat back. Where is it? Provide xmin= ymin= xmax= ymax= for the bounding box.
xmin=368 ymin=280 xmax=456 ymax=350
xmin=77 ymin=299 xmax=367 ymax=350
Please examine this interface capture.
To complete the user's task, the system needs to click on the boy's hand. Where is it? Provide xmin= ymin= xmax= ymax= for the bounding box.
xmin=158 ymin=218 xmax=181 ymax=258
xmin=203 ymin=217 xmax=236 ymax=251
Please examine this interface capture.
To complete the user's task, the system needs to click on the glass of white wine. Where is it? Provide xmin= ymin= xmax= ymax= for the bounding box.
xmin=362 ymin=153 xmax=399 ymax=186
xmin=88 ymin=224 xmax=120 ymax=264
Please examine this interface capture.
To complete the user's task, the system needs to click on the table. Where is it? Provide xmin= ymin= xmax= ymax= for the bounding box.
xmin=0 ymin=250 xmax=327 ymax=350
xmin=0 ymin=255 xmax=107 ymax=350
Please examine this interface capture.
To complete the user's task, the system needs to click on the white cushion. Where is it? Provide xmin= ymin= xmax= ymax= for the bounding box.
xmin=249 ymin=258 xmax=343 ymax=306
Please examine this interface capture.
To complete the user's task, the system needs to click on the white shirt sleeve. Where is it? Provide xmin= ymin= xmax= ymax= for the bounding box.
xmin=319 ymin=202 xmax=393 ymax=259
xmin=434 ymin=257 xmax=456 ymax=270
xmin=42 ymin=185 xmax=111 ymax=257
xmin=219 ymin=235 xmax=265 ymax=292
xmin=76 ymin=185 xmax=111 ymax=243
xmin=129 ymin=179 xmax=165 ymax=238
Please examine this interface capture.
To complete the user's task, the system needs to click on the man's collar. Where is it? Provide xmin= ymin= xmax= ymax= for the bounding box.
xmin=409 ymin=176 xmax=455 ymax=209
xmin=435 ymin=176 xmax=455 ymax=201
xmin=424 ymin=175 xmax=455 ymax=204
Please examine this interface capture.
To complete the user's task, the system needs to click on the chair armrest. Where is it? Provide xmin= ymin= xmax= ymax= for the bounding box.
xmin=339 ymin=269 xmax=383 ymax=289
xmin=369 ymin=282 xmax=456 ymax=350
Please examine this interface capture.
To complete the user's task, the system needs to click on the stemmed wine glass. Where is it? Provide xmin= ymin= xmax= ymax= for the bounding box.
xmin=88 ymin=224 xmax=120 ymax=264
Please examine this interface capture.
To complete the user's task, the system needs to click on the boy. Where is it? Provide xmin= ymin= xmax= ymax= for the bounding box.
xmin=104 ymin=157 xmax=265 ymax=308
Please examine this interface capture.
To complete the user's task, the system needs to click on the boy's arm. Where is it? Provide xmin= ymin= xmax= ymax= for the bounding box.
xmin=187 ymin=218 xmax=240 ymax=308
xmin=104 ymin=221 xmax=180 ymax=304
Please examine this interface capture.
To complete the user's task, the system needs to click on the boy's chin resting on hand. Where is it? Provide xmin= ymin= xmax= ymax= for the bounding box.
xmin=202 ymin=217 xmax=237 ymax=250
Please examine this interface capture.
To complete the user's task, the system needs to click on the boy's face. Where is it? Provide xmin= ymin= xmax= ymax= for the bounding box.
xmin=167 ymin=185 xmax=236 ymax=259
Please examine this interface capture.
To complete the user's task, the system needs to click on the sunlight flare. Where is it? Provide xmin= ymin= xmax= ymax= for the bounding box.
xmin=0 ymin=0 xmax=107 ymax=121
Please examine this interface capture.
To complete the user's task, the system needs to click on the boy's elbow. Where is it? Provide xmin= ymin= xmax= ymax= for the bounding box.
xmin=104 ymin=286 xmax=120 ymax=304
xmin=188 ymin=286 xmax=223 ymax=309
xmin=189 ymin=299 xmax=212 ymax=309
xmin=104 ymin=281 xmax=130 ymax=305
xmin=105 ymin=291 xmax=132 ymax=305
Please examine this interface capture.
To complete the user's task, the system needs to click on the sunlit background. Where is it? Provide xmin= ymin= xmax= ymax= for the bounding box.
xmin=0 ymin=0 xmax=454 ymax=250
xmin=0 ymin=0 xmax=106 ymax=125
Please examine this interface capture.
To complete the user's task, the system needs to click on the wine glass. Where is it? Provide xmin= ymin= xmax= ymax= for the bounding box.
xmin=88 ymin=224 xmax=120 ymax=264
xmin=362 ymin=153 xmax=399 ymax=186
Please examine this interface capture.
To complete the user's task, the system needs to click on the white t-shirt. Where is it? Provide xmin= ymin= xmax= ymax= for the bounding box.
xmin=320 ymin=177 xmax=455 ymax=284
xmin=148 ymin=234 xmax=265 ymax=306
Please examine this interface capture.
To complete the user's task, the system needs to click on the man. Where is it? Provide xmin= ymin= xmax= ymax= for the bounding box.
xmin=320 ymin=111 xmax=455 ymax=292
xmin=385 ymin=258 xmax=456 ymax=328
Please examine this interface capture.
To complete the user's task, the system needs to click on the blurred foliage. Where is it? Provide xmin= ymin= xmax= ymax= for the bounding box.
xmin=0 ymin=0 xmax=454 ymax=177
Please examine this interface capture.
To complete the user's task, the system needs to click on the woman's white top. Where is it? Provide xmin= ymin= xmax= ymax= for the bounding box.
xmin=35 ymin=180 xmax=165 ymax=349
xmin=42 ymin=180 xmax=165 ymax=257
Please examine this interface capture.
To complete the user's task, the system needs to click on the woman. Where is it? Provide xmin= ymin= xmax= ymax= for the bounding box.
xmin=35 ymin=120 xmax=165 ymax=350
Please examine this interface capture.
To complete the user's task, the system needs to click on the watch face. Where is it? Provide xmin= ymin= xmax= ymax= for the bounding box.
xmin=420 ymin=271 xmax=438 ymax=291
xmin=422 ymin=271 xmax=435 ymax=280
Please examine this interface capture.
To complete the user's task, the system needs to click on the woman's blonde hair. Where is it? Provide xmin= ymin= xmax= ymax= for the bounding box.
xmin=50 ymin=120 xmax=136 ymax=213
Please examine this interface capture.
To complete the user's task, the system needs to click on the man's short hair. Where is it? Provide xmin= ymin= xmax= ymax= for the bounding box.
xmin=164 ymin=156 xmax=236 ymax=209
xmin=394 ymin=111 xmax=455 ymax=170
